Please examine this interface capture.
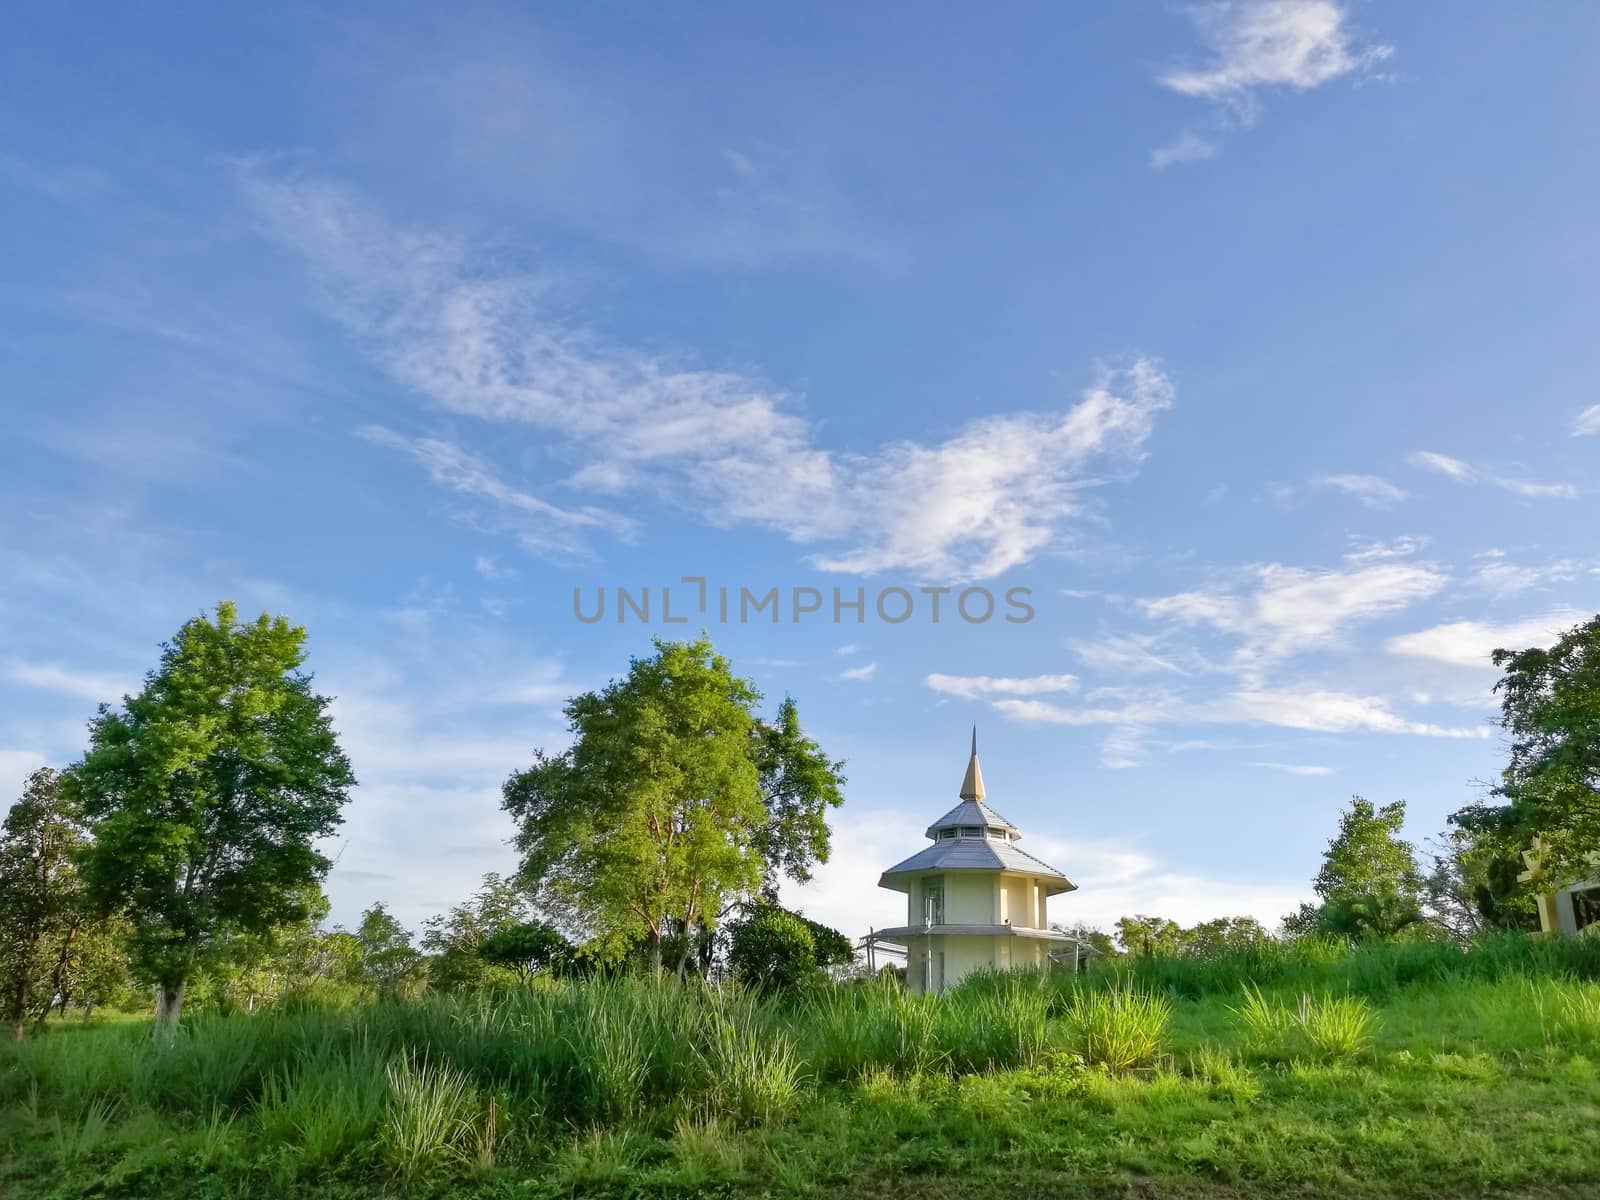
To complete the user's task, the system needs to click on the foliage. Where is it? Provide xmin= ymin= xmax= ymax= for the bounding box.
xmin=1286 ymin=796 xmax=1425 ymax=941
xmin=504 ymin=637 xmax=843 ymax=973
xmin=477 ymin=921 xmax=570 ymax=980
xmin=1113 ymin=913 xmax=1267 ymax=957
xmin=1058 ymin=982 xmax=1172 ymax=1073
xmin=420 ymin=874 xmax=535 ymax=993
xmin=0 ymin=769 xmax=98 ymax=1038
xmin=10 ymin=947 xmax=1600 ymax=1197
xmin=1452 ymin=612 xmax=1600 ymax=905
xmin=357 ymin=904 xmax=422 ymax=998
xmin=749 ymin=697 xmax=846 ymax=895
xmin=69 ymin=602 xmax=354 ymax=1029
xmin=727 ymin=906 xmax=818 ymax=993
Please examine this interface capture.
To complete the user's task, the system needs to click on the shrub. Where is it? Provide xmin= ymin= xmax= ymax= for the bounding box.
xmin=695 ymin=996 xmax=802 ymax=1124
xmin=728 ymin=907 xmax=820 ymax=994
xmin=1292 ymin=993 xmax=1379 ymax=1060
xmin=1059 ymin=983 xmax=1171 ymax=1073
xmin=380 ymin=1057 xmax=494 ymax=1181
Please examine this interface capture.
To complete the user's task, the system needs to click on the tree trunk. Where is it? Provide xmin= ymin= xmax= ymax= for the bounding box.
xmin=82 ymin=1000 xmax=94 ymax=1022
xmin=154 ymin=979 xmax=186 ymax=1034
xmin=649 ymin=927 xmax=662 ymax=975
xmin=5 ymin=977 xmax=27 ymax=1042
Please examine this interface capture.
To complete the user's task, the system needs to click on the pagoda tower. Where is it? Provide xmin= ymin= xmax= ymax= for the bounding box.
xmin=876 ymin=730 xmax=1076 ymax=993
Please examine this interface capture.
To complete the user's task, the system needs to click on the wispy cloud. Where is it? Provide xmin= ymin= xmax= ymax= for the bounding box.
xmin=358 ymin=426 xmax=636 ymax=555
xmin=1159 ymin=1 xmax=1392 ymax=107
xmin=1139 ymin=555 xmax=1446 ymax=669
xmin=1469 ymin=551 xmax=1582 ymax=598
xmin=1152 ymin=1 xmax=1392 ymax=161
xmin=1149 ymin=132 xmax=1219 ymax=170
xmin=243 ymin=170 xmax=1174 ymax=579
xmin=838 ymin=662 xmax=878 ymax=682
xmin=1311 ymin=473 xmax=1408 ymax=509
xmin=925 ymin=673 xmax=1080 ymax=700
xmin=4 ymin=660 xmax=135 ymax=704
xmin=1407 ymin=450 xmax=1576 ymax=500
xmin=1571 ymin=404 xmax=1600 ymax=436
xmin=473 ymin=554 xmax=518 ymax=581
xmin=1249 ymin=761 xmax=1335 ymax=776
xmin=1386 ymin=609 xmax=1588 ymax=668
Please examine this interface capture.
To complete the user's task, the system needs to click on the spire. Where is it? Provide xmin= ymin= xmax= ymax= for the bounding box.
xmin=959 ymin=725 xmax=985 ymax=800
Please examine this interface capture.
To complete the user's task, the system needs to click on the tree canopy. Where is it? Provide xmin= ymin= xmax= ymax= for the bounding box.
xmin=0 ymin=769 xmax=92 ymax=1039
xmin=1452 ymin=613 xmax=1600 ymax=908
xmin=502 ymin=636 xmax=844 ymax=973
xmin=1287 ymin=796 xmax=1424 ymax=941
xmin=69 ymin=602 xmax=354 ymax=1029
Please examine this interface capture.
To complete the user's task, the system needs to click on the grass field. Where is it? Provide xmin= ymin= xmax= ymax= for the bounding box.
xmin=6 ymin=934 xmax=1600 ymax=1199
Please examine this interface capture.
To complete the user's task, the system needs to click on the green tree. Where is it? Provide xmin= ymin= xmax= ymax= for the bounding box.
xmin=1114 ymin=914 xmax=1185 ymax=957
xmin=503 ymin=636 xmax=841 ymax=975
xmin=420 ymin=873 xmax=534 ymax=992
xmin=0 ymin=769 xmax=91 ymax=1039
xmin=478 ymin=920 xmax=571 ymax=980
xmin=70 ymin=602 xmax=355 ymax=1031
xmin=1289 ymin=796 xmax=1424 ymax=941
xmin=1452 ymin=613 xmax=1600 ymax=907
xmin=356 ymin=903 xmax=421 ymax=998
xmin=751 ymin=698 xmax=846 ymax=898
xmin=727 ymin=905 xmax=819 ymax=993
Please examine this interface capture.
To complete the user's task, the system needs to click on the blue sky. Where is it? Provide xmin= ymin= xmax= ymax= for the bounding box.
xmin=2 ymin=1 xmax=1596 ymax=940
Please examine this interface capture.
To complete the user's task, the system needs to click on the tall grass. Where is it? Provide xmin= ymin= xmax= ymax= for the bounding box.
xmin=1059 ymin=983 xmax=1172 ymax=1073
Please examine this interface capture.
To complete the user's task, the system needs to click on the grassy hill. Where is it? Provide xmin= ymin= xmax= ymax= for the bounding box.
xmin=5 ymin=934 xmax=1600 ymax=1198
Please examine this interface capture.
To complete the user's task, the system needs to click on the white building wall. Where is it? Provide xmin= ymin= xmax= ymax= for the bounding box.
xmin=944 ymin=873 xmax=997 ymax=924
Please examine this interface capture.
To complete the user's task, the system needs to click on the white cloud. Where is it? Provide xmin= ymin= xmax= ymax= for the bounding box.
xmin=1158 ymin=1 xmax=1392 ymax=107
xmin=1249 ymin=761 xmax=1335 ymax=776
xmin=1571 ymin=404 xmax=1600 ymax=436
xmin=836 ymin=644 xmax=859 ymax=657
xmin=1407 ymin=450 xmax=1475 ymax=482
xmin=1149 ymin=132 xmax=1219 ymax=170
xmin=1407 ymin=450 xmax=1576 ymax=500
xmin=243 ymin=171 xmax=1173 ymax=580
xmin=838 ymin=662 xmax=878 ymax=682
xmin=1387 ymin=609 xmax=1588 ymax=668
xmin=359 ymin=426 xmax=636 ymax=555
xmin=1141 ymin=558 xmax=1446 ymax=665
xmin=473 ymin=554 xmax=518 ymax=581
xmin=4 ymin=660 xmax=134 ymax=704
xmin=1311 ymin=473 xmax=1408 ymax=508
xmin=1069 ymin=632 xmax=1189 ymax=675
xmin=1226 ymin=688 xmax=1484 ymax=737
xmin=925 ymin=672 xmax=1080 ymax=700
xmin=1470 ymin=554 xmax=1582 ymax=598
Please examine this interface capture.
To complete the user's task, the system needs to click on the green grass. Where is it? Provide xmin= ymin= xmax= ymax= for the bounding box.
xmin=7 ymin=937 xmax=1600 ymax=1198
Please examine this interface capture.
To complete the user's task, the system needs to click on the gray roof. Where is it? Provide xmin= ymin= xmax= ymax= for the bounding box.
xmin=880 ymin=837 xmax=1075 ymax=893
xmin=924 ymin=798 xmax=1018 ymax=839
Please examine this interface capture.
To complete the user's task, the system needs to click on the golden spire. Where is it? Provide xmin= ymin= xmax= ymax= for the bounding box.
xmin=959 ymin=725 xmax=985 ymax=800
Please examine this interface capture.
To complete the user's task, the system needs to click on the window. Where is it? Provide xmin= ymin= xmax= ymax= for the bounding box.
xmin=986 ymin=827 xmax=1005 ymax=839
xmin=1574 ymin=886 xmax=1600 ymax=932
xmin=959 ymin=826 xmax=981 ymax=838
xmin=923 ymin=880 xmax=944 ymax=925
xmin=938 ymin=829 xmax=956 ymax=841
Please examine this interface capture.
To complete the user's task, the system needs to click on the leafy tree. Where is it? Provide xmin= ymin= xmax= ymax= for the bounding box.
xmin=1451 ymin=613 xmax=1600 ymax=907
xmin=504 ymin=637 xmax=841 ymax=974
xmin=1184 ymin=915 xmax=1269 ymax=957
xmin=356 ymin=903 xmax=421 ymax=998
xmin=727 ymin=905 xmax=819 ymax=993
xmin=478 ymin=920 xmax=571 ymax=980
xmin=1114 ymin=914 xmax=1185 ymax=957
xmin=1288 ymin=796 xmax=1424 ymax=941
xmin=751 ymin=698 xmax=846 ymax=897
xmin=421 ymin=873 xmax=535 ymax=992
xmin=70 ymin=602 xmax=355 ymax=1031
xmin=1051 ymin=922 xmax=1118 ymax=961
xmin=0 ymin=769 xmax=91 ymax=1039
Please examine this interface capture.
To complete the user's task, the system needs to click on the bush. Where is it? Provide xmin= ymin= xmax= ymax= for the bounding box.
xmin=1059 ymin=983 xmax=1171 ymax=1074
xmin=728 ymin=907 xmax=820 ymax=994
